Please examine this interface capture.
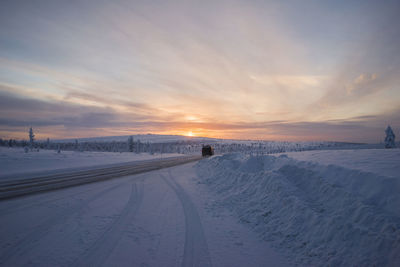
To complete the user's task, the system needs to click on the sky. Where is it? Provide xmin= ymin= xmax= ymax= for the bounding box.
xmin=0 ymin=0 xmax=399 ymax=142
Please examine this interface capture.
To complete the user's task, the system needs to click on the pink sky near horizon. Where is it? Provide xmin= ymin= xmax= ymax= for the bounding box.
xmin=0 ymin=0 xmax=399 ymax=143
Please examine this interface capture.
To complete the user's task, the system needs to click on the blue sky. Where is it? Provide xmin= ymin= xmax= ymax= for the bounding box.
xmin=0 ymin=0 xmax=399 ymax=142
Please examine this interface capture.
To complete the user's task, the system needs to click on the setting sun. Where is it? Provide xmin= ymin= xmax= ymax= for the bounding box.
xmin=0 ymin=0 xmax=398 ymax=143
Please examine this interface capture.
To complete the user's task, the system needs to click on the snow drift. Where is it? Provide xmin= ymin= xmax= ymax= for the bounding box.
xmin=196 ymin=153 xmax=400 ymax=266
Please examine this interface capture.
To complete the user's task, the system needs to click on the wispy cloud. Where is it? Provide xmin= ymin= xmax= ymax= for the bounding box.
xmin=0 ymin=0 xmax=400 ymax=142
xmin=1 ymin=90 xmax=398 ymax=142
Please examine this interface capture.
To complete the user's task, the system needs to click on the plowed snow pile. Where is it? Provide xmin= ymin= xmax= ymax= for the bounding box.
xmin=196 ymin=150 xmax=400 ymax=266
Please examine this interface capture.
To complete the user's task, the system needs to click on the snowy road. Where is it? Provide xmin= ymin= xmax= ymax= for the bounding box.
xmin=0 ymin=162 xmax=288 ymax=266
xmin=0 ymin=156 xmax=201 ymax=200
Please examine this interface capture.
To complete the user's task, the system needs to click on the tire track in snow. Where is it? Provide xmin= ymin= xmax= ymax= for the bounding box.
xmin=0 ymin=182 xmax=126 ymax=265
xmin=162 ymin=171 xmax=212 ymax=267
xmin=74 ymin=180 xmax=144 ymax=267
xmin=0 ymin=182 xmax=112 ymax=216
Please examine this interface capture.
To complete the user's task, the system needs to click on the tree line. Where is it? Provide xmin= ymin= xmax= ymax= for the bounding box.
xmin=2 ymin=127 xmax=394 ymax=155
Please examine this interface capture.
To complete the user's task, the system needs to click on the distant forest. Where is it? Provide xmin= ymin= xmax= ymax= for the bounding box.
xmin=0 ymin=136 xmax=371 ymax=155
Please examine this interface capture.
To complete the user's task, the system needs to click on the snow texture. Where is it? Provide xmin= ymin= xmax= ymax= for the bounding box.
xmin=196 ymin=149 xmax=400 ymax=266
xmin=279 ymin=149 xmax=400 ymax=178
xmin=0 ymin=162 xmax=288 ymax=266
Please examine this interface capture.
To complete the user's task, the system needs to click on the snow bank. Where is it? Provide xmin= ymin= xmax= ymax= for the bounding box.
xmin=0 ymin=147 xmax=182 ymax=178
xmin=195 ymin=152 xmax=400 ymax=266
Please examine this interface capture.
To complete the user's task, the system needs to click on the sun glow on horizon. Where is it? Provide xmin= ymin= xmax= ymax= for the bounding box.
xmin=0 ymin=0 xmax=398 ymax=143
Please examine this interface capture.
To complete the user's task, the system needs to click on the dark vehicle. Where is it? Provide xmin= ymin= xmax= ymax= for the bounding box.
xmin=202 ymin=145 xmax=214 ymax=157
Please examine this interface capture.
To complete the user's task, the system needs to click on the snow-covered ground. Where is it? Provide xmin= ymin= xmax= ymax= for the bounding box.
xmin=0 ymin=162 xmax=288 ymax=266
xmin=0 ymin=147 xmax=183 ymax=178
xmin=1 ymin=146 xmax=399 ymax=266
xmin=196 ymin=149 xmax=400 ymax=266
xmin=280 ymin=148 xmax=400 ymax=177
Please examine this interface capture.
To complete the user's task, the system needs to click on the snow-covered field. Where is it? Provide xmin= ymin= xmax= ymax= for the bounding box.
xmin=1 ymin=145 xmax=399 ymax=266
xmin=0 ymin=147 xmax=182 ymax=178
xmin=280 ymin=149 xmax=400 ymax=177
xmin=196 ymin=149 xmax=400 ymax=266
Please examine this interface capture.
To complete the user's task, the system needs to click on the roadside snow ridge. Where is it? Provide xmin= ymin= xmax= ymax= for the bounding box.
xmin=196 ymin=153 xmax=400 ymax=266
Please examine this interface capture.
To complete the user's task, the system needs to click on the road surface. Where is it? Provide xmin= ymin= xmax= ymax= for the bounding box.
xmin=0 ymin=155 xmax=201 ymax=200
xmin=0 ymin=161 xmax=288 ymax=266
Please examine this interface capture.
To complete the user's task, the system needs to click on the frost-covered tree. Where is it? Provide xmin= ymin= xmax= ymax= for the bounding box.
xmin=29 ymin=127 xmax=35 ymax=149
xmin=128 ymin=136 xmax=134 ymax=152
xmin=74 ymin=139 xmax=79 ymax=151
xmin=385 ymin=125 xmax=396 ymax=148
xmin=160 ymin=143 xmax=164 ymax=155
xmin=136 ymin=139 xmax=141 ymax=154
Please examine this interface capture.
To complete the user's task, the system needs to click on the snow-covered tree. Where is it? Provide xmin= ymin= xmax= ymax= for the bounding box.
xmin=136 ymin=139 xmax=141 ymax=154
xmin=128 ymin=136 xmax=134 ymax=152
xmin=75 ymin=139 xmax=79 ymax=151
xmin=29 ymin=127 xmax=35 ymax=149
xmin=385 ymin=125 xmax=396 ymax=148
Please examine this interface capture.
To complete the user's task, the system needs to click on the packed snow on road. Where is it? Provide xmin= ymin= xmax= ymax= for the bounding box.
xmin=0 ymin=147 xmax=183 ymax=179
xmin=0 ymin=161 xmax=288 ymax=266
xmin=0 ymin=147 xmax=399 ymax=266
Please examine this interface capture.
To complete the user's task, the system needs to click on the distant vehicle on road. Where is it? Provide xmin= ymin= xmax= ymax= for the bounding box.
xmin=202 ymin=145 xmax=214 ymax=157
